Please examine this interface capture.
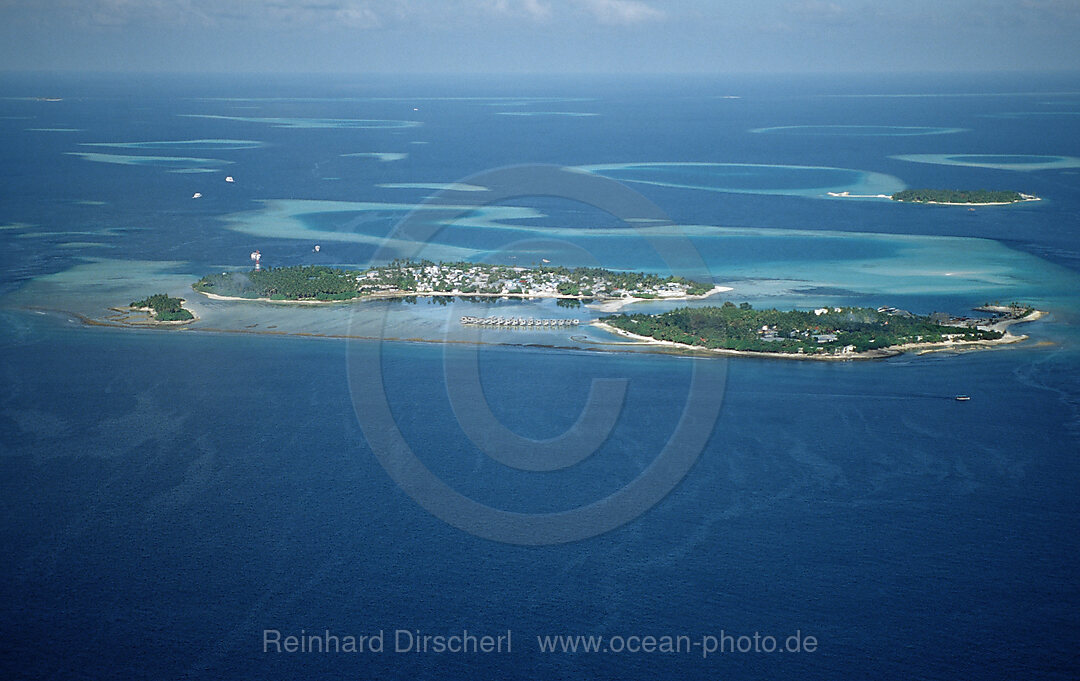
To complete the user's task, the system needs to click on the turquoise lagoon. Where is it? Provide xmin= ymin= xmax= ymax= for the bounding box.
xmin=340 ymin=152 xmax=409 ymax=162
xmin=177 ymin=114 xmax=422 ymax=129
xmin=80 ymin=139 xmax=264 ymax=150
xmin=893 ymin=153 xmax=1080 ymax=171
xmin=65 ymin=151 xmax=233 ymax=171
xmin=751 ymin=125 xmax=966 ymax=136
xmin=578 ymin=162 xmax=905 ymax=198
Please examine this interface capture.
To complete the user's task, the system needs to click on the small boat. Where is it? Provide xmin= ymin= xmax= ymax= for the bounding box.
xmin=225 ymin=176 xmax=234 ymax=183
xmin=191 ymin=192 xmax=202 ymax=199
xmin=955 ymin=395 xmax=971 ymax=401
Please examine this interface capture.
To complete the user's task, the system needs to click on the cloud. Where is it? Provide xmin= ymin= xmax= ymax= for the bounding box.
xmin=482 ymin=0 xmax=553 ymax=21
xmin=782 ymin=0 xmax=860 ymax=26
xmin=31 ymin=0 xmax=387 ymax=29
xmin=261 ymin=1 xmax=383 ymax=29
xmin=7 ymin=0 xmax=668 ymax=31
xmin=522 ymin=0 xmax=553 ymax=19
xmin=469 ymin=0 xmax=665 ymax=26
xmin=577 ymin=0 xmax=664 ymax=25
xmin=78 ymin=0 xmax=215 ymax=27
xmin=1015 ymin=0 xmax=1080 ymax=28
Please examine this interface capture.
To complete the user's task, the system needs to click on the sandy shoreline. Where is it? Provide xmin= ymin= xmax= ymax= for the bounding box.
xmin=590 ymin=310 xmax=1046 ymax=361
xmin=26 ymin=303 xmax=1047 ymax=362
xmin=827 ymin=191 xmax=892 ymax=199
xmin=198 ymin=285 xmax=732 ymax=309
xmin=64 ymin=292 xmax=1048 ymax=363
xmin=199 ymin=291 xmax=345 ymax=305
xmin=585 ymin=285 xmax=731 ymax=312
xmin=984 ymin=308 xmax=1045 ymax=333
xmin=108 ymin=305 xmax=199 ymax=326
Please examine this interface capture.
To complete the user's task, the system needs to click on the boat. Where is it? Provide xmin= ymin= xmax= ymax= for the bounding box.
xmin=191 ymin=192 xmax=202 ymax=199
xmin=955 ymin=395 xmax=971 ymax=401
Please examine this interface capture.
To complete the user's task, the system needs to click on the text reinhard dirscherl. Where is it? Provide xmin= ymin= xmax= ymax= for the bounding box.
xmin=263 ymin=629 xmax=512 ymax=655
xmin=262 ymin=629 xmax=818 ymax=658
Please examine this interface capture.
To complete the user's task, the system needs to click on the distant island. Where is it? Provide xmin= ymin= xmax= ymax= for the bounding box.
xmin=890 ymin=189 xmax=1039 ymax=205
xmin=129 ymin=294 xmax=195 ymax=323
xmin=596 ymin=302 xmax=1042 ymax=360
xmin=193 ymin=261 xmax=725 ymax=307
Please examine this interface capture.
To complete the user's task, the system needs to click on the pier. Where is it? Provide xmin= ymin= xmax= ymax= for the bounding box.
xmin=461 ymin=316 xmax=580 ymax=327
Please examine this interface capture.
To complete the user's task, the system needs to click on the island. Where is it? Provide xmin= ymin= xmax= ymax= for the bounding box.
xmin=193 ymin=260 xmax=725 ymax=306
xmin=101 ymin=269 xmax=1045 ymax=361
xmin=890 ymin=189 xmax=1039 ymax=205
xmin=128 ymin=293 xmax=195 ymax=323
xmin=595 ymin=302 xmax=1042 ymax=360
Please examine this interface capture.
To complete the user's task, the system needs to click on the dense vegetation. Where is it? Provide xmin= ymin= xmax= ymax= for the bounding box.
xmin=194 ymin=266 xmax=362 ymax=301
xmin=891 ymin=189 xmax=1027 ymax=204
xmin=193 ymin=261 xmax=713 ymax=301
xmin=604 ymin=303 xmax=1002 ymax=354
xmin=130 ymin=293 xmax=194 ymax=321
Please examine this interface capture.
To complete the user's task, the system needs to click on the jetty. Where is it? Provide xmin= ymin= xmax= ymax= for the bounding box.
xmin=461 ymin=315 xmax=580 ymax=327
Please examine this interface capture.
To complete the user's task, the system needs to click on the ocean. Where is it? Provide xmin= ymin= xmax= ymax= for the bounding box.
xmin=1 ymin=71 xmax=1078 ymax=679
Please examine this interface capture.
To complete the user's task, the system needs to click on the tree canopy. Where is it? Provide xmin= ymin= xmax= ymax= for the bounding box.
xmin=604 ymin=304 xmax=1002 ymax=354
xmin=891 ymin=189 xmax=1026 ymax=204
xmin=130 ymin=293 xmax=193 ymax=321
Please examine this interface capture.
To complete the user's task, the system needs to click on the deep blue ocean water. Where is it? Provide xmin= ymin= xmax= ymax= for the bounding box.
xmin=2 ymin=72 xmax=1079 ymax=679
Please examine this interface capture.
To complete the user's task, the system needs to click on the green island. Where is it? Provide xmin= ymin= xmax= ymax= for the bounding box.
xmin=193 ymin=260 xmax=717 ymax=303
xmin=130 ymin=293 xmax=194 ymax=322
xmin=127 ymin=270 xmax=1044 ymax=360
xmin=597 ymin=302 xmax=1040 ymax=358
xmin=891 ymin=189 xmax=1036 ymax=205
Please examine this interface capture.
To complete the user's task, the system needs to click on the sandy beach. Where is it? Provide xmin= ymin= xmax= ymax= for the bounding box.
xmin=198 ymin=285 xmax=733 ymax=309
xmin=585 ymin=285 xmax=731 ymax=313
xmin=108 ymin=305 xmax=199 ymax=326
xmin=198 ymin=291 xmax=344 ymax=305
xmin=827 ymin=191 xmax=893 ymax=199
xmin=104 ymin=290 xmax=1045 ymax=362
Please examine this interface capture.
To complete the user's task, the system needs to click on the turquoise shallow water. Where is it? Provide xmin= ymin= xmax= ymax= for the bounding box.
xmin=66 ymin=151 xmax=234 ymax=171
xmin=81 ymin=139 xmax=265 ymax=150
xmin=1 ymin=72 xmax=1079 ymax=680
xmin=579 ymin=161 xmax=905 ymax=197
xmin=751 ymin=124 xmax=967 ymax=136
xmin=178 ymin=114 xmax=423 ymax=129
xmin=892 ymin=153 xmax=1080 ymax=171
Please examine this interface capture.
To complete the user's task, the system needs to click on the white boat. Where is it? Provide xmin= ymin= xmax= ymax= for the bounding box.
xmin=225 ymin=176 xmax=234 ymax=183
xmin=192 ymin=192 xmax=202 ymax=199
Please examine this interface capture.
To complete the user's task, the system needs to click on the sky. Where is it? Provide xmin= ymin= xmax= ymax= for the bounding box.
xmin=1 ymin=0 xmax=1078 ymax=74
